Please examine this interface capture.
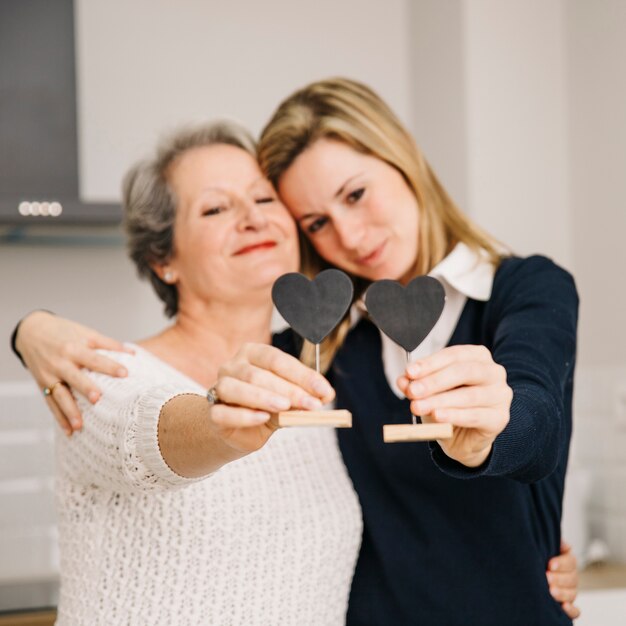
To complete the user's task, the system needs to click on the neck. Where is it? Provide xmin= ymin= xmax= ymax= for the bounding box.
xmin=138 ymin=294 xmax=273 ymax=388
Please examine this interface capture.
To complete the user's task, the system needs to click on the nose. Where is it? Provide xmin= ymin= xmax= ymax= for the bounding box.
xmin=333 ymin=212 xmax=365 ymax=250
xmin=238 ymin=200 xmax=268 ymax=231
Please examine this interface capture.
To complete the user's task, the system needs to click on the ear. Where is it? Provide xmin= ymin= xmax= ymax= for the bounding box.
xmin=152 ymin=263 xmax=177 ymax=284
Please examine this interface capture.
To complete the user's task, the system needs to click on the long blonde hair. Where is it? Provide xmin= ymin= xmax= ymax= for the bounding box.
xmin=258 ymin=78 xmax=504 ymax=370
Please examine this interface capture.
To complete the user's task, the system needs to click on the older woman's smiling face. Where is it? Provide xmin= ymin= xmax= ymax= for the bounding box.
xmin=164 ymin=144 xmax=299 ymax=305
xmin=278 ymin=139 xmax=420 ymax=284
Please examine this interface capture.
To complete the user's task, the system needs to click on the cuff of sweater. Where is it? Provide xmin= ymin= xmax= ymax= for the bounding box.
xmin=429 ymin=387 xmax=555 ymax=481
xmin=134 ymin=385 xmax=205 ymax=488
xmin=429 ymin=442 xmax=495 ymax=479
xmin=10 ymin=310 xmax=55 ymax=367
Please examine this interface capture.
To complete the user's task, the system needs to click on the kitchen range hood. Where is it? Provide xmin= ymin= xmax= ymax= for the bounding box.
xmin=0 ymin=0 xmax=121 ymax=226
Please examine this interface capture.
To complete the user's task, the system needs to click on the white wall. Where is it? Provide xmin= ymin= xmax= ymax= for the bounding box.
xmin=0 ymin=237 xmax=166 ymax=380
xmin=409 ymin=0 xmax=572 ymax=268
xmin=75 ymin=0 xmax=412 ymax=202
xmin=565 ymin=0 xmax=626 ymax=567
xmin=408 ymin=0 xmax=469 ymax=210
xmin=567 ymin=0 xmax=626 ymax=368
xmin=464 ymin=0 xmax=572 ymax=267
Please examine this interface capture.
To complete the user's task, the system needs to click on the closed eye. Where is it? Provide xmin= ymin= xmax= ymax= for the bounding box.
xmin=255 ymin=197 xmax=275 ymax=205
xmin=202 ymin=206 xmax=224 ymax=217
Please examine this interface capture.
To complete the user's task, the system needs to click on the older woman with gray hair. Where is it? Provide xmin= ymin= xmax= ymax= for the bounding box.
xmin=18 ymin=121 xmax=362 ymax=625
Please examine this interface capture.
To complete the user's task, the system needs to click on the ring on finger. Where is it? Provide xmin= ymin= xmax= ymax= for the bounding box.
xmin=43 ymin=381 xmax=69 ymax=397
xmin=206 ymin=385 xmax=220 ymax=405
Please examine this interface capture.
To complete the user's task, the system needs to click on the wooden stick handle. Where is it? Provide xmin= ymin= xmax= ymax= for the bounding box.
xmin=383 ymin=422 xmax=453 ymax=443
xmin=277 ymin=409 xmax=352 ymax=428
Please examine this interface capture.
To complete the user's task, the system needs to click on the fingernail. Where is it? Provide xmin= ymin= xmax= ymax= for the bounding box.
xmin=550 ymin=561 xmax=559 ymax=571
xmin=116 ymin=368 xmax=127 ymax=377
xmin=303 ymin=396 xmax=323 ymax=410
xmin=251 ymin=412 xmax=270 ymax=423
xmin=270 ymin=397 xmax=290 ymax=411
xmin=414 ymin=400 xmax=430 ymax=413
xmin=88 ymin=391 xmax=100 ymax=403
xmin=407 ymin=364 xmax=421 ymax=377
xmin=70 ymin=419 xmax=81 ymax=430
xmin=64 ymin=428 xmax=72 ymax=438
xmin=312 ymin=380 xmax=332 ymax=397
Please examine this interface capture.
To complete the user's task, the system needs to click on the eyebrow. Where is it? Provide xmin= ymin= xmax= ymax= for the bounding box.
xmin=334 ymin=173 xmax=362 ymax=199
xmin=197 ymin=176 xmax=271 ymax=195
xmin=297 ymin=173 xmax=364 ymax=222
xmin=248 ymin=176 xmax=272 ymax=189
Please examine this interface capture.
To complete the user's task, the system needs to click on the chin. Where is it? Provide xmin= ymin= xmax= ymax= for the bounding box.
xmin=370 ymin=267 xmax=410 ymax=283
xmin=259 ymin=261 xmax=296 ymax=285
xmin=276 ymin=251 xmax=299 ymax=276
xmin=381 ymin=254 xmax=415 ymax=281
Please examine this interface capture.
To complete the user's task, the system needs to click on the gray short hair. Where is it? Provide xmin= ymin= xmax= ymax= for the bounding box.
xmin=123 ymin=121 xmax=257 ymax=317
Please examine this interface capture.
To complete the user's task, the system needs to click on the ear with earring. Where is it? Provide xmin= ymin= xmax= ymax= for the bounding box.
xmin=163 ymin=270 xmax=175 ymax=284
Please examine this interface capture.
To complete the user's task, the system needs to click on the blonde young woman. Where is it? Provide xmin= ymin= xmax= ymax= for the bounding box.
xmin=13 ymin=82 xmax=580 ymax=623
xmin=225 ymin=78 xmax=580 ymax=625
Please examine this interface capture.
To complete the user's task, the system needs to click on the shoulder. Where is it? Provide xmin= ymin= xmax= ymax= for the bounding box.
xmin=95 ymin=347 xmax=156 ymax=378
xmin=495 ymin=254 xmax=574 ymax=282
xmin=480 ymin=255 xmax=579 ymax=337
xmin=95 ymin=346 xmax=152 ymax=368
xmin=77 ymin=348 xmax=201 ymax=428
xmin=492 ymin=254 xmax=578 ymax=302
xmin=85 ymin=346 xmax=183 ymax=397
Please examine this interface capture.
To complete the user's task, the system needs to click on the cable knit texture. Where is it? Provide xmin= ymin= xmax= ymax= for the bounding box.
xmin=55 ymin=346 xmax=362 ymax=625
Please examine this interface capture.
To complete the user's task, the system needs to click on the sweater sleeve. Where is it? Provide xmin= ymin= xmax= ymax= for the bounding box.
xmin=57 ymin=350 xmax=204 ymax=493
xmin=430 ymin=256 xmax=578 ymax=483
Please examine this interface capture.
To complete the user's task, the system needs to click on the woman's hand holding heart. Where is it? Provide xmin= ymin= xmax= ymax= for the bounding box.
xmin=397 ymin=344 xmax=512 ymax=467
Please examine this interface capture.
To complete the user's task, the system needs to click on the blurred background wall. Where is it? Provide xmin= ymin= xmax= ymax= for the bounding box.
xmin=1 ymin=0 xmax=625 ymax=620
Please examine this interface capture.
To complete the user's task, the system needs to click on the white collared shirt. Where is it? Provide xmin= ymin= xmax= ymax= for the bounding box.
xmin=352 ymin=242 xmax=495 ymax=398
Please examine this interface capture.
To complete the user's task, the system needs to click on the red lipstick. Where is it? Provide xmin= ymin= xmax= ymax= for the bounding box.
xmin=234 ymin=241 xmax=277 ymax=255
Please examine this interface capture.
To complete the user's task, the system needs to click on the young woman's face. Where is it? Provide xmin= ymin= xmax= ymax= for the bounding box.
xmin=166 ymin=144 xmax=299 ymax=304
xmin=277 ymin=139 xmax=419 ymax=283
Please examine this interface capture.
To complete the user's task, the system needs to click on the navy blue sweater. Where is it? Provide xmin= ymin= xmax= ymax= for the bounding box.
xmin=329 ymin=256 xmax=578 ymax=626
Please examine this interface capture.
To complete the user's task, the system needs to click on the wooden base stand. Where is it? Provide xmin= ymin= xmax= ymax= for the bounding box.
xmin=383 ymin=422 xmax=453 ymax=443
xmin=277 ymin=409 xmax=352 ymax=428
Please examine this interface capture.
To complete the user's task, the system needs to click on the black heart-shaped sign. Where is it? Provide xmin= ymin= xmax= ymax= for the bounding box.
xmin=365 ymin=276 xmax=446 ymax=351
xmin=272 ymin=269 xmax=354 ymax=344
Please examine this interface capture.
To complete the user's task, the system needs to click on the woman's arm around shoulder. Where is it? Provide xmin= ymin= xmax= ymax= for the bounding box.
xmin=13 ymin=311 xmax=132 ymax=433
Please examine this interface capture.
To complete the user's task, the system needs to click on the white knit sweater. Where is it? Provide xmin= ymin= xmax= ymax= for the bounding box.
xmin=54 ymin=346 xmax=362 ymax=626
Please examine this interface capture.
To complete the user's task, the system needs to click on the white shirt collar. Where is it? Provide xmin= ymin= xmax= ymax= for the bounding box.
xmin=272 ymin=242 xmax=497 ymax=398
xmin=428 ymin=241 xmax=494 ymax=302
xmin=350 ymin=241 xmax=494 ymax=325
